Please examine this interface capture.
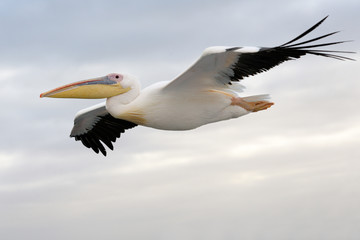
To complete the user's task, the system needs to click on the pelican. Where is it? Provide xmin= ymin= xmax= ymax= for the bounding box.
xmin=40 ymin=16 xmax=354 ymax=156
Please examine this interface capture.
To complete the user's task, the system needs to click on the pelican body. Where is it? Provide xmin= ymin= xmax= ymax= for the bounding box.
xmin=106 ymin=79 xmax=259 ymax=131
xmin=40 ymin=16 xmax=354 ymax=155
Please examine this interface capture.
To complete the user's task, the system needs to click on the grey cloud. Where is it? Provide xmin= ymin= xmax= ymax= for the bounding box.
xmin=0 ymin=0 xmax=359 ymax=239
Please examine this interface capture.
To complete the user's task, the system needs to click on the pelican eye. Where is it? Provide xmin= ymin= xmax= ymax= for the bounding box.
xmin=115 ymin=75 xmax=119 ymax=79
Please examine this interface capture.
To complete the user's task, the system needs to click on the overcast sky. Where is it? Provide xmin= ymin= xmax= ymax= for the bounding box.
xmin=1 ymin=0 xmax=359 ymax=239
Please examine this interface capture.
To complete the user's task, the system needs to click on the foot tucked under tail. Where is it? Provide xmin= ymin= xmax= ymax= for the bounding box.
xmin=232 ymin=94 xmax=274 ymax=112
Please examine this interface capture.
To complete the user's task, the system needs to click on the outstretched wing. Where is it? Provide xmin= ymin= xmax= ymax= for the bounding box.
xmin=70 ymin=103 xmax=137 ymax=156
xmin=164 ymin=16 xmax=354 ymax=91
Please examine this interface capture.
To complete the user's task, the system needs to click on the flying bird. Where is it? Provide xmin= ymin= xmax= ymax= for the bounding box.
xmin=40 ymin=16 xmax=354 ymax=156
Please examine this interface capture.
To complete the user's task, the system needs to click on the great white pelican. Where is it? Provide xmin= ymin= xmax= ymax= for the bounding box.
xmin=40 ymin=16 xmax=354 ymax=155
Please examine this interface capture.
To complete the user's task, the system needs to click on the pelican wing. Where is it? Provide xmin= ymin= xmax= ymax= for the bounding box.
xmin=70 ymin=103 xmax=137 ymax=156
xmin=164 ymin=16 xmax=353 ymax=91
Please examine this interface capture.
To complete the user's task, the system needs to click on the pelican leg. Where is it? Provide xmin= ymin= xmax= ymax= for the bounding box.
xmin=231 ymin=97 xmax=274 ymax=112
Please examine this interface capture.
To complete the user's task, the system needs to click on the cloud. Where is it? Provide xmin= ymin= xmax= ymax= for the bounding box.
xmin=0 ymin=0 xmax=359 ymax=239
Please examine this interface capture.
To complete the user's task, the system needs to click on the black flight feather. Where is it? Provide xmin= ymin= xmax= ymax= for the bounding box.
xmin=225 ymin=16 xmax=355 ymax=82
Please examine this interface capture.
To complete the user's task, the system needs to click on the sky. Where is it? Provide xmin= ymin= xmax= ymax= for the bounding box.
xmin=0 ymin=0 xmax=359 ymax=239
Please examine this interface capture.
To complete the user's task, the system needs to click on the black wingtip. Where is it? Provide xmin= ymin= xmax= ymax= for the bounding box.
xmin=70 ymin=109 xmax=138 ymax=156
xmin=276 ymin=16 xmax=355 ymax=61
xmin=284 ymin=31 xmax=340 ymax=48
xmin=280 ymin=16 xmax=330 ymax=47
xmin=100 ymin=149 xmax=107 ymax=156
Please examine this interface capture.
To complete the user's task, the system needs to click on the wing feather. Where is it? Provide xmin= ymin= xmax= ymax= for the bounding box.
xmin=70 ymin=103 xmax=137 ymax=156
xmin=164 ymin=16 xmax=354 ymax=92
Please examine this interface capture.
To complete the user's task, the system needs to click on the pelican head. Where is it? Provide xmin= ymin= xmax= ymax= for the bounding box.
xmin=40 ymin=73 xmax=133 ymax=99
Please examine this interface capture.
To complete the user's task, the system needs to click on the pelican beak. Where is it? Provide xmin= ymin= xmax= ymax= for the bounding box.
xmin=40 ymin=75 xmax=131 ymax=99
